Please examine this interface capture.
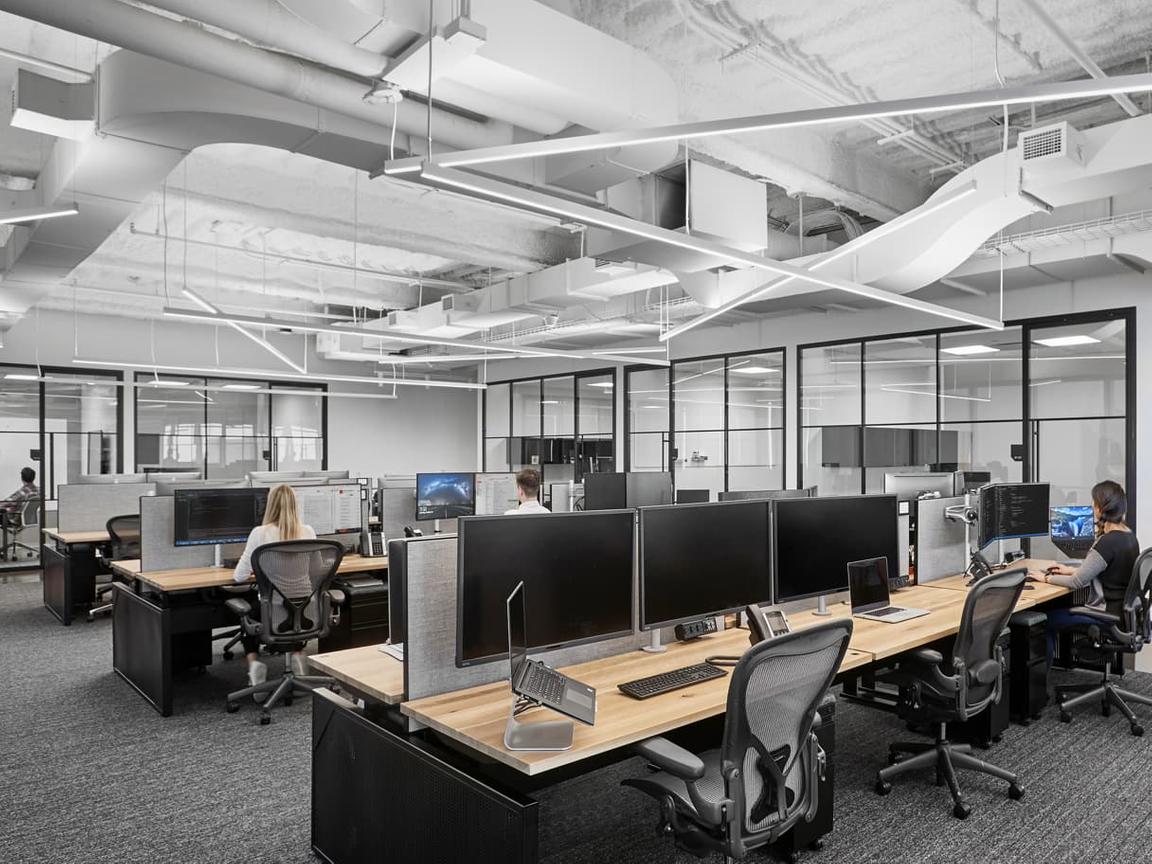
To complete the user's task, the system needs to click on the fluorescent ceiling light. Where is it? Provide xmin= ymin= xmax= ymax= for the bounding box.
xmin=0 ymin=204 xmax=79 ymax=226
xmin=882 ymin=385 xmax=991 ymax=403
xmin=221 ymin=383 xmax=261 ymax=391
xmin=941 ymin=344 xmax=1000 ymax=356
xmin=71 ymin=359 xmax=485 ymax=391
xmin=1029 ymin=378 xmax=1062 ymax=387
xmin=587 ymin=382 xmax=614 ymax=388
xmin=181 ymin=288 xmax=307 ymax=374
xmin=1033 ymin=334 xmax=1100 ymax=347
xmin=541 ymin=399 xmax=561 ymax=405
xmin=381 ymin=73 xmax=1152 ymax=173
xmin=408 ymin=166 xmax=1002 ymax=334
xmin=4 ymin=373 xmax=40 ymax=381
xmin=729 ymin=365 xmax=779 ymax=375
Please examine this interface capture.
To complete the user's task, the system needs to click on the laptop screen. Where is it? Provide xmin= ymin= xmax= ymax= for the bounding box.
xmin=506 ymin=581 xmax=529 ymax=685
xmin=848 ymin=557 xmax=890 ymax=614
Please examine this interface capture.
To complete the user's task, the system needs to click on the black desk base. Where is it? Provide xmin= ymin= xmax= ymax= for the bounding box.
xmin=42 ymin=540 xmax=97 ymax=625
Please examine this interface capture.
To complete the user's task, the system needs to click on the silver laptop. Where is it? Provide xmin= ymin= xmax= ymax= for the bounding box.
xmin=507 ymin=582 xmax=596 ymax=726
xmin=848 ymin=557 xmax=929 ymax=624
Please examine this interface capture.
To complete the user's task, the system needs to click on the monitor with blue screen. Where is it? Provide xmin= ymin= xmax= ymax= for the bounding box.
xmin=415 ymin=473 xmax=476 ymax=521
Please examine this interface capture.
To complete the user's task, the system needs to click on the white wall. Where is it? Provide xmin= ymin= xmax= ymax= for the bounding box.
xmin=0 ymin=309 xmax=480 ymax=480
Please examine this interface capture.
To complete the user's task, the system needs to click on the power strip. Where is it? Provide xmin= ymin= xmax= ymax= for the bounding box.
xmin=675 ymin=617 xmax=718 ymax=642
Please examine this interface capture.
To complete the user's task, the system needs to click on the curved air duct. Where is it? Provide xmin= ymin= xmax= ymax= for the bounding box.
xmin=0 ymin=0 xmax=679 ymax=329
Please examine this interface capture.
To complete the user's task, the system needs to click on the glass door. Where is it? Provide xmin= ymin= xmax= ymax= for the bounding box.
xmin=0 ymin=367 xmax=44 ymax=569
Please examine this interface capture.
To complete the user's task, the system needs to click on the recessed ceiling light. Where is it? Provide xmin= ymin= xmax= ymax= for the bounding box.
xmin=1034 ymin=334 xmax=1100 ymax=347
xmin=941 ymin=344 xmax=1000 ymax=356
xmin=730 ymin=365 xmax=780 ymax=375
xmin=541 ymin=400 xmax=561 ymax=404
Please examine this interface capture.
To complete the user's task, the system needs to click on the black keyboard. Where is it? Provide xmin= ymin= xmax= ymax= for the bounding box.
xmin=618 ymin=663 xmax=727 ymax=700
xmin=869 ymin=607 xmax=902 ymax=617
xmin=522 ymin=663 xmax=566 ymax=704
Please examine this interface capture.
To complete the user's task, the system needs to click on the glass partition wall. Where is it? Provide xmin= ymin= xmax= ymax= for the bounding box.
xmin=626 ymin=348 xmax=786 ymax=498
xmin=482 ymin=370 xmax=617 ymax=483
xmin=799 ymin=308 xmax=1134 ymax=536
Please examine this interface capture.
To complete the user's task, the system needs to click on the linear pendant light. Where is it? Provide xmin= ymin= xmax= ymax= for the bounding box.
xmin=71 ymin=358 xmax=486 ymax=391
xmin=182 ymin=288 xmax=307 ymax=374
xmin=0 ymin=204 xmax=79 ymax=225
xmin=381 ymin=72 xmax=1152 ymax=174
xmin=405 ymin=165 xmax=1004 ymax=332
xmin=663 ymin=181 xmax=980 ymax=341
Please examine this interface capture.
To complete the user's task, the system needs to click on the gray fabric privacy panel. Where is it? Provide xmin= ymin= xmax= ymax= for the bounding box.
xmin=140 ymin=496 xmax=214 ymax=572
xmin=404 ymin=533 xmax=645 ymax=703
xmin=380 ymin=485 xmax=456 ymax=543
xmin=916 ymin=495 xmax=969 ymax=583
xmin=57 ymin=483 xmax=157 ymax=532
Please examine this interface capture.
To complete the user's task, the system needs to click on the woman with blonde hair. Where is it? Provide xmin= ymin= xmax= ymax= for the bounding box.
xmin=233 ymin=484 xmax=317 ymax=690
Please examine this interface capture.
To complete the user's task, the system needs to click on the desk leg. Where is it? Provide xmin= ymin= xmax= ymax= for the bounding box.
xmin=42 ymin=543 xmax=69 ymax=624
xmin=840 ymin=668 xmax=901 ymax=711
xmin=311 ymin=689 xmax=538 ymax=864
xmin=112 ymin=584 xmax=173 ymax=716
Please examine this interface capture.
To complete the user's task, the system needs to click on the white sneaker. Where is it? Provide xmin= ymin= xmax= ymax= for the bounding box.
xmin=290 ymin=653 xmax=309 ymax=677
xmin=248 ymin=660 xmax=268 ymax=703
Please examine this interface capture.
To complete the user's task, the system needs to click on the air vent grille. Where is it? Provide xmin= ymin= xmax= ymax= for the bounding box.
xmin=1021 ymin=127 xmax=1064 ymax=161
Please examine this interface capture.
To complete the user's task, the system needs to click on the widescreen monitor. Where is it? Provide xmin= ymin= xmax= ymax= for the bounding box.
xmin=977 ymin=483 xmax=1050 ymax=549
xmin=639 ymin=500 xmax=771 ymax=630
xmin=455 ymin=510 xmax=634 ymax=667
xmin=415 ymin=472 xmax=475 ymax=521
xmin=772 ymin=494 xmax=899 ymax=604
xmin=173 ymin=487 xmax=269 ymax=546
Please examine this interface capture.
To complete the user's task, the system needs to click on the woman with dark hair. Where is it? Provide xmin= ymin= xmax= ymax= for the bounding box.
xmin=1039 ymin=480 xmax=1140 ymax=659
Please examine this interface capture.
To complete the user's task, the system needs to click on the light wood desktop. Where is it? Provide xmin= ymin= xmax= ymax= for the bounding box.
xmin=43 ymin=528 xmax=111 ymax=545
xmin=403 ymin=625 xmax=873 ymax=776
xmin=310 ymin=644 xmax=405 ymax=705
xmin=109 ymin=554 xmax=387 ymax=592
xmin=402 ymin=564 xmax=1070 ymax=776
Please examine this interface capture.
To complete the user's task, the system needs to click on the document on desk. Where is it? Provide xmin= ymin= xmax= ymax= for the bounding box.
xmin=297 ymin=486 xmax=335 ymax=536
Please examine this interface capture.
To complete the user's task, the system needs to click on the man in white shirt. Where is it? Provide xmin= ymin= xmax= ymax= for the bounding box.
xmin=505 ymin=468 xmax=550 ymax=515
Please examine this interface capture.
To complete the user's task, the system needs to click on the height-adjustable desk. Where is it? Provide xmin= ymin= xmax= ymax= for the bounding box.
xmin=110 ymin=555 xmax=387 ymax=716
xmin=41 ymin=528 xmax=111 ymax=625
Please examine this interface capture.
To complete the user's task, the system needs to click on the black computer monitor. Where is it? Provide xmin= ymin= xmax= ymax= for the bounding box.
xmin=1050 ymin=505 xmax=1096 ymax=559
xmin=977 ymin=483 xmax=1050 ymax=549
xmin=772 ymin=494 xmax=899 ymax=604
xmin=415 ymin=472 xmax=475 ymax=521
xmin=627 ymin=472 xmax=673 ymax=507
xmin=387 ymin=537 xmax=408 ymax=645
xmin=883 ymin=472 xmax=955 ymax=502
xmin=675 ymin=488 xmax=710 ymax=504
xmin=173 ymin=487 xmax=269 ymax=546
xmin=583 ymin=472 xmax=626 ymax=510
xmin=639 ymin=500 xmax=771 ymax=630
xmin=456 ymin=510 xmax=634 ymax=667
xmin=956 ymin=471 xmax=992 ymax=494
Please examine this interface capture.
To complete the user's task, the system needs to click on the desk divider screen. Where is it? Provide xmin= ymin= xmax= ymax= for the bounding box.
xmin=403 ymin=533 xmax=647 ymax=704
xmin=57 ymin=482 xmax=157 ymax=533
xmin=139 ymin=495 xmax=215 ymax=572
xmin=379 ymin=485 xmax=457 ymax=545
xmin=915 ymin=496 xmax=969 ymax=584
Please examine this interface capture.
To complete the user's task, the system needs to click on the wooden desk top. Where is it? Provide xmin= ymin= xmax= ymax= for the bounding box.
xmin=43 ymin=528 xmax=110 ymax=545
xmin=309 ymin=644 xmax=405 ymax=705
xmin=402 ymin=625 xmax=874 ymax=776
xmin=119 ymin=553 xmax=387 ymax=592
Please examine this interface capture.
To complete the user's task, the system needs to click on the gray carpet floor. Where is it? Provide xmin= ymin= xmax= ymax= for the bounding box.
xmin=2 ymin=578 xmax=1150 ymax=863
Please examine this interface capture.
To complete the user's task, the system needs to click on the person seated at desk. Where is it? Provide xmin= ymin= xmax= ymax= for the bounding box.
xmin=233 ymin=484 xmax=317 ymax=692
xmin=2 ymin=467 xmax=38 ymax=515
xmin=505 ymin=468 xmax=550 ymax=515
xmin=1037 ymin=480 xmax=1140 ymax=660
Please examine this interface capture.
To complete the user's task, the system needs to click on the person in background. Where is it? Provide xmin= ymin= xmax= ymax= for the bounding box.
xmin=233 ymin=484 xmax=317 ymax=694
xmin=505 ymin=468 xmax=550 ymax=515
xmin=1038 ymin=480 xmax=1140 ymax=661
xmin=2 ymin=467 xmax=38 ymax=514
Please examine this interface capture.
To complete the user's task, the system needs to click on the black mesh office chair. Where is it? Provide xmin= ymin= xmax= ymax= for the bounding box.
xmin=224 ymin=539 xmax=345 ymax=725
xmin=876 ymin=568 xmax=1026 ymax=819
xmin=1054 ymin=547 xmax=1152 ymax=736
xmin=89 ymin=514 xmax=141 ymax=620
xmin=3 ymin=496 xmax=40 ymax=561
xmin=623 ymin=619 xmax=852 ymax=862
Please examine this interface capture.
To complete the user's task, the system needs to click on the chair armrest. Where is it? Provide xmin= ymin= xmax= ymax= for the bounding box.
xmin=633 ymin=736 xmax=705 ymax=781
xmin=1069 ymin=606 xmax=1120 ymax=624
xmin=968 ymin=659 xmax=1001 ymax=686
xmin=327 ymin=588 xmax=346 ymax=607
xmin=910 ymin=649 xmax=944 ymax=666
xmin=224 ymin=598 xmax=252 ymax=618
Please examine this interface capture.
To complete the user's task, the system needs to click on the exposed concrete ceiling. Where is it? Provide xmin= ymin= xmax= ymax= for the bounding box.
xmin=0 ymin=0 xmax=1151 ymax=373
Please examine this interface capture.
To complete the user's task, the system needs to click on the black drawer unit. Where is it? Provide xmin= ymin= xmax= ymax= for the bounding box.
xmin=1009 ymin=610 xmax=1049 ymax=724
xmin=774 ymin=691 xmax=836 ymax=857
xmin=320 ymin=574 xmax=390 ymax=653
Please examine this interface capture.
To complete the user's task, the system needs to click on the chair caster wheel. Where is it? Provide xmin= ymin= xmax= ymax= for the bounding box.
xmin=226 ymin=702 xmax=239 ymax=714
xmin=1059 ymin=711 xmax=1072 ymax=723
xmin=808 ymin=839 xmax=825 ymax=852
xmin=887 ymin=751 xmax=900 ymax=765
xmin=1102 ymin=702 xmax=1112 ymax=717
xmin=260 ymin=714 xmax=271 ymax=726
xmin=222 ymin=650 xmax=233 ymax=661
xmin=952 ymin=802 xmax=971 ymax=820
xmin=874 ymin=779 xmax=892 ymax=796
xmin=1131 ymin=724 xmax=1144 ymax=737
xmin=1009 ymin=783 xmax=1024 ymax=801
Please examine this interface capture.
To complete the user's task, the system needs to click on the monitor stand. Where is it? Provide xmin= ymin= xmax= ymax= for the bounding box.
xmin=433 ymin=519 xmax=442 ymax=535
xmin=213 ymin=544 xmax=224 ymax=568
xmin=812 ymin=595 xmax=831 ymax=617
xmin=504 ymin=697 xmax=573 ymax=751
xmin=641 ymin=629 xmax=667 ymax=653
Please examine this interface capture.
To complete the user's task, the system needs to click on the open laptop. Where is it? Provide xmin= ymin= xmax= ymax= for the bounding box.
xmin=848 ymin=557 xmax=929 ymax=624
xmin=506 ymin=582 xmax=596 ymax=726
